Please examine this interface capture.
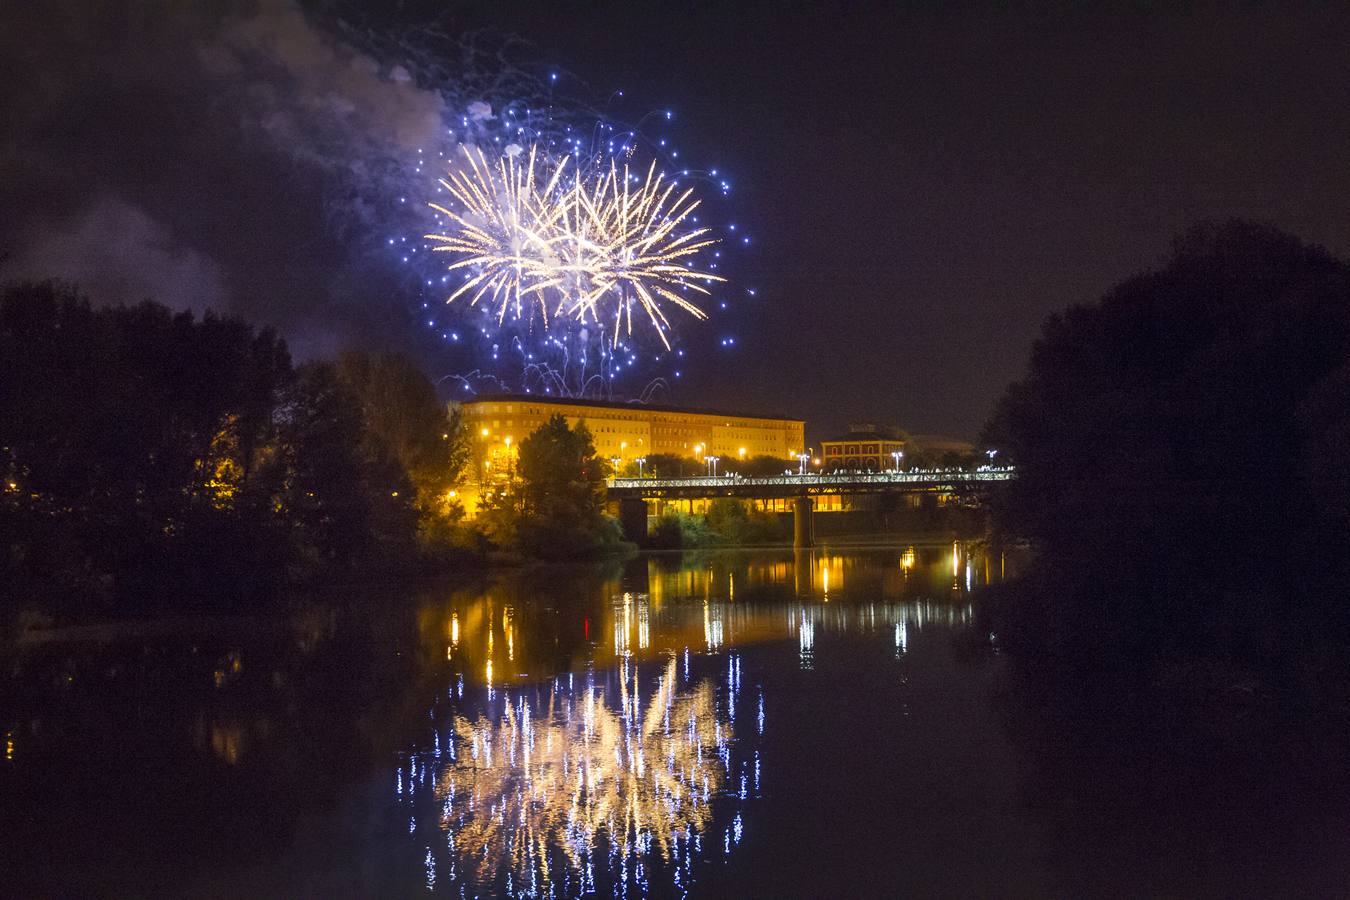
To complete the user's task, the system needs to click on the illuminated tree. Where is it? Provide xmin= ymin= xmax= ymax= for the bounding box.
xmin=335 ymin=350 xmax=470 ymax=533
xmin=479 ymin=414 xmax=620 ymax=558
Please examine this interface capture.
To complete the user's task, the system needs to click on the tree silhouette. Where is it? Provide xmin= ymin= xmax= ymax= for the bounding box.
xmin=984 ymin=221 xmax=1350 ymax=656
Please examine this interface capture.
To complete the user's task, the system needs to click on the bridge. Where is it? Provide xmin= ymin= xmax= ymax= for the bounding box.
xmin=607 ymin=467 xmax=1015 ymax=547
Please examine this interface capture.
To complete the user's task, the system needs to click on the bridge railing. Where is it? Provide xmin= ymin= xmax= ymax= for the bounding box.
xmin=610 ymin=466 xmax=1015 ymax=490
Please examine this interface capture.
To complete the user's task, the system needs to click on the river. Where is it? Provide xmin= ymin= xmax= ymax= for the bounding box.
xmin=3 ymin=545 xmax=1348 ymax=897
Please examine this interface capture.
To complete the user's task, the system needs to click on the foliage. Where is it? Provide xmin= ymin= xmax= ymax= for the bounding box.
xmin=982 ymin=221 xmax=1350 ymax=657
xmin=478 ymin=414 xmax=624 ymax=559
xmin=0 ymin=281 xmax=479 ymax=608
xmin=649 ymin=510 xmax=714 ymax=549
xmin=647 ymin=500 xmax=786 ymax=548
xmin=705 ymin=498 xmax=788 ymax=544
xmin=0 ymin=281 xmax=294 ymax=604
xmin=731 ymin=454 xmax=795 ymax=478
xmin=335 ymin=350 xmax=470 ymax=539
xmin=271 ymin=362 xmax=420 ymax=568
xmin=642 ymin=453 xmax=703 ymax=478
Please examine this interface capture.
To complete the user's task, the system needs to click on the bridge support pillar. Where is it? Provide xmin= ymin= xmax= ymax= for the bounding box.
xmin=619 ymin=498 xmax=649 ymax=544
xmin=792 ymin=496 xmax=814 ymax=549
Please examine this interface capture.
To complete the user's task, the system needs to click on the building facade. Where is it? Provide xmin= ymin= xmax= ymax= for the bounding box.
xmin=820 ymin=423 xmax=908 ymax=471
xmin=455 ymin=395 xmax=805 ymax=507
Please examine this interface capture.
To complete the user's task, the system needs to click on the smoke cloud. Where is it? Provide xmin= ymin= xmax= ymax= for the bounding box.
xmin=0 ymin=1 xmax=451 ymax=355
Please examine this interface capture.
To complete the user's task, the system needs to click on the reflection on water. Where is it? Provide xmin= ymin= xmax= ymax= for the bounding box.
xmin=422 ymin=544 xmax=1005 ymax=690
xmin=401 ymin=655 xmax=756 ymax=897
xmin=396 ymin=543 xmax=999 ymax=896
xmin=6 ymin=542 xmax=1349 ymax=896
xmin=2 ymin=542 xmax=1018 ymax=897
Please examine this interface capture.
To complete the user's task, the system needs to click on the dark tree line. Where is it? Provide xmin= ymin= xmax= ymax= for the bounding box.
xmin=0 ymin=281 xmax=470 ymax=609
xmin=983 ymin=221 xmax=1350 ymax=668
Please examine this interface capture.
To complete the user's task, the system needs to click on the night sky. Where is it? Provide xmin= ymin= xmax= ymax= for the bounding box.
xmin=4 ymin=2 xmax=1350 ymax=442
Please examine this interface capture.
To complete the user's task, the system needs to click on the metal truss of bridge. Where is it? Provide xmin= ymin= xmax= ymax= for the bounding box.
xmin=607 ymin=467 xmax=1015 ymax=548
xmin=608 ymin=467 xmax=1014 ymax=500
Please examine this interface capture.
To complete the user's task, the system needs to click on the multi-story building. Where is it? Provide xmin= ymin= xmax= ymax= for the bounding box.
xmin=455 ymin=395 xmax=805 ymax=508
xmin=819 ymin=424 xmax=977 ymax=472
xmin=819 ymin=423 xmax=908 ymax=471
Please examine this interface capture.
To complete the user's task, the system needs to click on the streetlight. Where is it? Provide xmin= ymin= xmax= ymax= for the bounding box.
xmin=797 ymin=452 xmax=810 ymax=475
xmin=891 ymin=450 xmax=904 ymax=472
xmin=610 ymin=456 xmax=622 ymax=478
xmin=986 ymin=449 xmax=999 ymax=464
xmin=706 ymin=455 xmax=720 ymax=477
xmin=636 ymin=456 xmax=647 ymax=478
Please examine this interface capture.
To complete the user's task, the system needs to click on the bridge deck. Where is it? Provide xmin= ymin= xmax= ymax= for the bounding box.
xmin=607 ymin=467 xmax=1014 ymax=499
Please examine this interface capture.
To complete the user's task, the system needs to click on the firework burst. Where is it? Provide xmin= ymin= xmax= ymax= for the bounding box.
xmin=426 ymin=143 xmax=723 ymax=350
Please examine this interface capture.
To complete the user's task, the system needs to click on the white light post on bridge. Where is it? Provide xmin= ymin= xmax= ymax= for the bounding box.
xmin=636 ymin=457 xmax=647 ymax=478
xmin=891 ymin=450 xmax=904 ymax=472
xmin=706 ymin=455 xmax=720 ymax=477
xmin=797 ymin=453 xmax=810 ymax=476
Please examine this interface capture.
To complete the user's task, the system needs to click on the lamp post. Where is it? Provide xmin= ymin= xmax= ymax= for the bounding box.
xmin=610 ymin=456 xmax=621 ymax=479
xmin=636 ymin=456 xmax=647 ymax=478
xmin=986 ymin=449 xmax=998 ymax=464
xmin=478 ymin=426 xmax=491 ymax=487
xmin=797 ymin=452 xmax=810 ymax=475
xmin=891 ymin=450 xmax=904 ymax=472
xmin=706 ymin=455 xmax=720 ymax=477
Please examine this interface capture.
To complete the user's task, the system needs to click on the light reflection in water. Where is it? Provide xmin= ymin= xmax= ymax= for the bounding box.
xmin=404 ymin=656 xmax=750 ymax=897
xmin=418 ymin=544 xmax=1001 ymax=685
xmin=399 ymin=543 xmax=1008 ymax=894
xmin=799 ymin=608 xmax=815 ymax=670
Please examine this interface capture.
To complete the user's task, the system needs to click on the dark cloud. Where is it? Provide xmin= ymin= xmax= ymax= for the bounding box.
xmin=0 ymin=1 xmax=441 ymax=354
xmin=6 ymin=197 xmax=227 ymax=315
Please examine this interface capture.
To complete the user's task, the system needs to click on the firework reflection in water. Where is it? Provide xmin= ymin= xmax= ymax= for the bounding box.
xmin=405 ymin=653 xmax=756 ymax=897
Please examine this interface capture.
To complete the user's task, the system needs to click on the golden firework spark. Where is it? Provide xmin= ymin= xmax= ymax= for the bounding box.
xmin=426 ymin=144 xmax=723 ymax=349
xmin=437 ymin=658 xmax=728 ymax=890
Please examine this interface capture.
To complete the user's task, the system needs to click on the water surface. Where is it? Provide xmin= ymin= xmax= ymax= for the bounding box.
xmin=4 ymin=545 xmax=1348 ymax=897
